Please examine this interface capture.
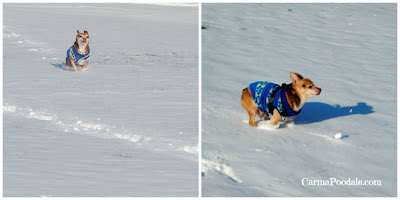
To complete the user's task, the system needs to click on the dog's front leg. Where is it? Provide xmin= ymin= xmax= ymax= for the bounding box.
xmin=81 ymin=61 xmax=89 ymax=70
xmin=269 ymin=109 xmax=282 ymax=128
xmin=69 ymin=58 xmax=78 ymax=71
xmin=66 ymin=57 xmax=70 ymax=66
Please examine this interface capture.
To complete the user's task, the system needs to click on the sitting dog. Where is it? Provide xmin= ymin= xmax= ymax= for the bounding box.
xmin=66 ymin=30 xmax=90 ymax=71
xmin=241 ymin=72 xmax=321 ymax=128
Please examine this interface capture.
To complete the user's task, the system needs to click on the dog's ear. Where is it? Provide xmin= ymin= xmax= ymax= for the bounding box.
xmin=290 ymin=72 xmax=303 ymax=85
xmin=77 ymin=30 xmax=80 ymax=34
xmin=84 ymin=30 xmax=88 ymax=34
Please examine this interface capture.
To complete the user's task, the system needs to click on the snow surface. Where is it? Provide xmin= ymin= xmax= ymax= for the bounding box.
xmin=4 ymin=3 xmax=198 ymax=197
xmin=201 ymin=3 xmax=396 ymax=197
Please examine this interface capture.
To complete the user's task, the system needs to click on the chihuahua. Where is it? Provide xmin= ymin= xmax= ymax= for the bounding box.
xmin=241 ymin=72 xmax=321 ymax=128
xmin=66 ymin=30 xmax=90 ymax=71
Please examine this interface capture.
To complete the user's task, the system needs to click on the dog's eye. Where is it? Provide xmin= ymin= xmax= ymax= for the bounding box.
xmin=308 ymin=86 xmax=312 ymax=89
xmin=302 ymin=84 xmax=306 ymax=88
xmin=79 ymin=35 xmax=83 ymax=38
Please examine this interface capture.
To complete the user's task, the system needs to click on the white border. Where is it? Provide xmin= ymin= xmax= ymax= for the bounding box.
xmin=397 ymin=2 xmax=399 ymax=199
xmin=2 ymin=0 xmax=399 ymax=2
xmin=1 ymin=2 xmax=3 ymax=199
xmin=198 ymin=2 xmax=203 ymax=198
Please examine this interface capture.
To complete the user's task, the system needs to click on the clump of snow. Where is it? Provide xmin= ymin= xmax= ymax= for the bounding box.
xmin=3 ymin=105 xmax=17 ymax=113
xmin=257 ymin=120 xmax=280 ymax=130
xmin=183 ymin=144 xmax=199 ymax=154
xmin=202 ymin=159 xmax=242 ymax=184
xmin=334 ymin=133 xmax=343 ymax=139
xmin=79 ymin=122 xmax=108 ymax=131
xmin=3 ymin=32 xmax=20 ymax=38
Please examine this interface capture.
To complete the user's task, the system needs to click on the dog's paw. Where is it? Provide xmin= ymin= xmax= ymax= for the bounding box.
xmin=249 ymin=121 xmax=258 ymax=127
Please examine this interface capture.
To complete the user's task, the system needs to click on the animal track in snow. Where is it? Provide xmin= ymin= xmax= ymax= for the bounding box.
xmin=4 ymin=30 xmax=50 ymax=55
xmin=182 ymin=144 xmax=199 ymax=154
xmin=3 ymin=33 xmax=20 ymax=38
xmin=3 ymin=104 xmax=197 ymax=157
xmin=202 ymin=159 xmax=242 ymax=183
xmin=3 ymin=105 xmax=17 ymax=113
xmin=28 ymin=112 xmax=55 ymax=121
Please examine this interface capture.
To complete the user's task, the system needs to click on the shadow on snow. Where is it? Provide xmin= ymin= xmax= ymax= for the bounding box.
xmin=50 ymin=62 xmax=76 ymax=72
xmin=295 ymin=102 xmax=374 ymax=125
xmin=51 ymin=62 xmax=64 ymax=69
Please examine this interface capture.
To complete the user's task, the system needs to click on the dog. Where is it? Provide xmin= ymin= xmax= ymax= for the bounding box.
xmin=66 ymin=30 xmax=90 ymax=71
xmin=241 ymin=72 xmax=321 ymax=128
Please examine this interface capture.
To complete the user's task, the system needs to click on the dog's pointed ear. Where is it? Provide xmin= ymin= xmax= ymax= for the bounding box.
xmin=290 ymin=72 xmax=303 ymax=85
xmin=77 ymin=30 xmax=80 ymax=34
xmin=84 ymin=30 xmax=88 ymax=34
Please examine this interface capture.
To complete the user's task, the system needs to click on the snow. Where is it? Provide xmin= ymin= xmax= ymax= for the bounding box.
xmin=334 ymin=132 xmax=343 ymax=139
xmin=201 ymin=3 xmax=396 ymax=197
xmin=4 ymin=3 xmax=198 ymax=197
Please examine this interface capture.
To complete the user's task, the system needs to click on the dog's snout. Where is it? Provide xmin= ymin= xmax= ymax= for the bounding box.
xmin=316 ymin=88 xmax=321 ymax=95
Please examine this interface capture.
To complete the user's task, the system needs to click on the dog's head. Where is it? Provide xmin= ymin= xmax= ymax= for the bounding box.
xmin=290 ymin=72 xmax=321 ymax=101
xmin=76 ymin=30 xmax=89 ymax=46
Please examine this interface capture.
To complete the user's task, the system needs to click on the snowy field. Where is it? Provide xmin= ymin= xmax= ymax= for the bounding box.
xmin=3 ymin=3 xmax=198 ymax=197
xmin=201 ymin=3 xmax=396 ymax=197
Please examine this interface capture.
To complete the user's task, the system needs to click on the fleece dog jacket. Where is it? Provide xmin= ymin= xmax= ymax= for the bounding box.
xmin=67 ymin=45 xmax=90 ymax=66
xmin=249 ymin=81 xmax=301 ymax=122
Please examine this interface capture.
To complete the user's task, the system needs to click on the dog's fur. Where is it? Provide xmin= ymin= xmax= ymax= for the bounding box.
xmin=66 ymin=30 xmax=90 ymax=71
xmin=241 ymin=72 xmax=321 ymax=128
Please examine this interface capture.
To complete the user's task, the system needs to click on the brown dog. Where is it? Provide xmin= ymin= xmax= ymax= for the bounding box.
xmin=66 ymin=30 xmax=90 ymax=71
xmin=241 ymin=72 xmax=321 ymax=128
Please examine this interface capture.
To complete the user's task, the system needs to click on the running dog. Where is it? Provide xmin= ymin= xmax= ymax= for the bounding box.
xmin=66 ymin=30 xmax=90 ymax=71
xmin=241 ymin=72 xmax=321 ymax=128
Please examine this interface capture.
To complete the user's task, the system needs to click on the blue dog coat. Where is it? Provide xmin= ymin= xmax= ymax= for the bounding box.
xmin=249 ymin=81 xmax=301 ymax=122
xmin=67 ymin=45 xmax=90 ymax=66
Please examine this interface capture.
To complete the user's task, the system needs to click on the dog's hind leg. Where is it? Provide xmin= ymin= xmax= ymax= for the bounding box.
xmin=247 ymin=110 xmax=257 ymax=127
xmin=241 ymin=88 xmax=258 ymax=127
